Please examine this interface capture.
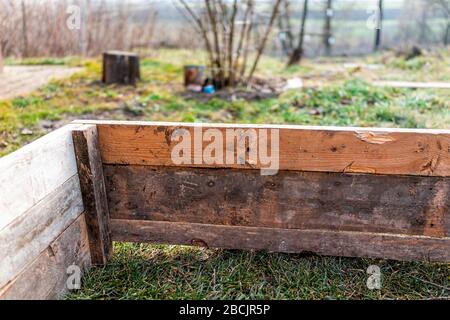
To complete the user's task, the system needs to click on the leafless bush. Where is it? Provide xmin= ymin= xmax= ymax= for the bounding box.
xmin=0 ymin=0 xmax=158 ymax=58
xmin=278 ymin=0 xmax=309 ymax=66
xmin=431 ymin=0 xmax=450 ymax=45
xmin=396 ymin=0 xmax=450 ymax=48
xmin=177 ymin=0 xmax=282 ymax=88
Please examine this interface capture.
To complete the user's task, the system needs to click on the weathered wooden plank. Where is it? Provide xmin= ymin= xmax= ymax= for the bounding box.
xmin=104 ymin=165 xmax=450 ymax=237
xmin=0 ymin=124 xmax=82 ymax=231
xmin=72 ymin=125 xmax=112 ymax=265
xmin=111 ymin=219 xmax=450 ymax=262
xmin=0 ymin=214 xmax=91 ymax=300
xmin=72 ymin=121 xmax=450 ymax=177
xmin=0 ymin=175 xmax=84 ymax=290
xmin=374 ymin=81 xmax=450 ymax=90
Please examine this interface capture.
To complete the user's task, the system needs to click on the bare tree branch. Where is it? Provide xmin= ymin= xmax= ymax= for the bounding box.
xmin=247 ymin=0 xmax=282 ymax=82
xmin=177 ymin=0 xmax=281 ymax=88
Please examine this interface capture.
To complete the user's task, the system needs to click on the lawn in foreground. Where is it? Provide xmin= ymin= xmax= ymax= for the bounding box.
xmin=66 ymin=243 xmax=449 ymax=300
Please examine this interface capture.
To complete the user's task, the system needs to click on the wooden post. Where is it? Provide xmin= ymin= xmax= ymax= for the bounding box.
xmin=374 ymin=0 xmax=383 ymax=51
xmin=102 ymin=51 xmax=140 ymax=85
xmin=72 ymin=125 xmax=112 ymax=265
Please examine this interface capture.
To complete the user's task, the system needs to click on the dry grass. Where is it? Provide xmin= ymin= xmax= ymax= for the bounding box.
xmin=0 ymin=0 xmax=157 ymax=57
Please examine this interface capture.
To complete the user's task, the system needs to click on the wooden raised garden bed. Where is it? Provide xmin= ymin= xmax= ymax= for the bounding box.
xmin=1 ymin=120 xmax=449 ymax=299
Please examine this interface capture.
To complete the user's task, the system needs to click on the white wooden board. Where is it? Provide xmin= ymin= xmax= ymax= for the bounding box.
xmin=0 ymin=175 xmax=84 ymax=289
xmin=0 ymin=124 xmax=82 ymax=231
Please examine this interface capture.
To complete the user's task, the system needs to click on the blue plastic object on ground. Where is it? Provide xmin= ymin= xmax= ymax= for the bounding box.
xmin=202 ymin=85 xmax=215 ymax=94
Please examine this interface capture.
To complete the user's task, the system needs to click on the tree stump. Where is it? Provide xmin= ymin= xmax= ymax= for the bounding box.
xmin=102 ymin=51 xmax=140 ymax=85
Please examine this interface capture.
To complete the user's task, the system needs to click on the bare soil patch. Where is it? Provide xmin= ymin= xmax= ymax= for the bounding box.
xmin=0 ymin=65 xmax=83 ymax=100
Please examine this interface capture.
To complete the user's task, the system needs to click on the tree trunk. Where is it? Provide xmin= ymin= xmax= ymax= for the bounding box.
xmin=323 ymin=0 xmax=333 ymax=56
xmin=445 ymin=22 xmax=450 ymax=46
xmin=102 ymin=51 xmax=141 ymax=85
xmin=21 ymin=0 xmax=29 ymax=58
xmin=419 ymin=1 xmax=429 ymax=44
xmin=278 ymin=0 xmax=294 ymax=56
xmin=287 ymin=0 xmax=309 ymax=66
xmin=0 ymin=43 xmax=3 ymax=74
xmin=374 ymin=0 xmax=383 ymax=51
xmin=246 ymin=0 xmax=283 ymax=83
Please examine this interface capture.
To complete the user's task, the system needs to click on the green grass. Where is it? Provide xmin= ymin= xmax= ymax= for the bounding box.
xmin=1 ymin=49 xmax=449 ymax=300
xmin=66 ymin=243 xmax=449 ymax=300
xmin=5 ymin=56 xmax=84 ymax=67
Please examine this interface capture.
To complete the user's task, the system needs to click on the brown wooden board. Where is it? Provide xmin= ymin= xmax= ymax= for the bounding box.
xmin=374 ymin=81 xmax=450 ymax=90
xmin=104 ymin=165 xmax=450 ymax=238
xmin=73 ymin=121 xmax=450 ymax=177
xmin=69 ymin=120 xmax=450 ymax=262
xmin=72 ymin=125 xmax=112 ymax=265
xmin=111 ymin=219 xmax=450 ymax=262
xmin=0 ymin=214 xmax=91 ymax=300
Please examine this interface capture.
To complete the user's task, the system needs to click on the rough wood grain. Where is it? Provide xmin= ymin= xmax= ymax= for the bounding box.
xmin=72 ymin=125 xmax=112 ymax=265
xmin=111 ymin=219 xmax=450 ymax=262
xmin=102 ymin=51 xmax=140 ymax=85
xmin=104 ymin=165 xmax=450 ymax=237
xmin=0 ymin=175 xmax=84 ymax=290
xmin=0 ymin=214 xmax=91 ymax=300
xmin=72 ymin=121 xmax=450 ymax=177
xmin=0 ymin=124 xmax=82 ymax=231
